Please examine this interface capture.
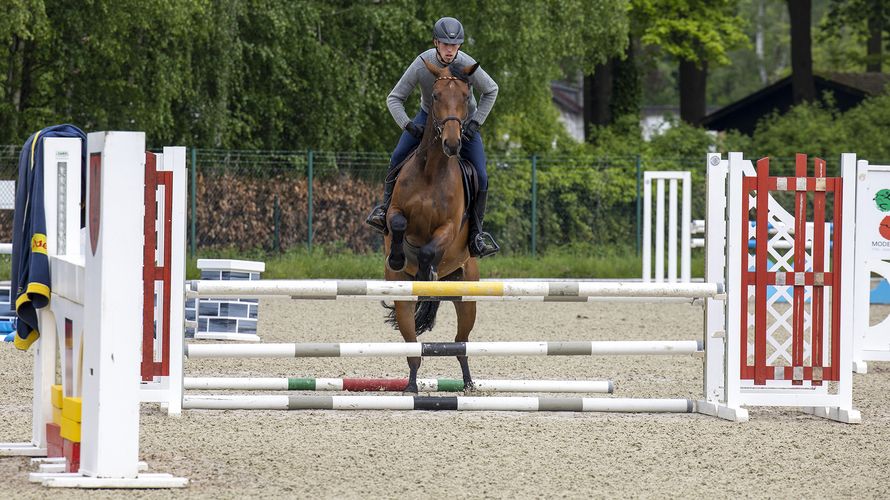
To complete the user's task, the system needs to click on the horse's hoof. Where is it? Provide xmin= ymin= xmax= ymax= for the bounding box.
xmin=463 ymin=381 xmax=476 ymax=393
xmin=403 ymin=387 xmax=419 ymax=396
xmin=387 ymin=255 xmax=406 ymax=273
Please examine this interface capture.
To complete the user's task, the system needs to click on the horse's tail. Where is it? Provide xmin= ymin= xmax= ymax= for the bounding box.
xmin=382 ymin=299 xmax=440 ymax=335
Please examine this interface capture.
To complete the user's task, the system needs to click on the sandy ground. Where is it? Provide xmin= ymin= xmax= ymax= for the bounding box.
xmin=2 ymin=298 xmax=890 ymax=499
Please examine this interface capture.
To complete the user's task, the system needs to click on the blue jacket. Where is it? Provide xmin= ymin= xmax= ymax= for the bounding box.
xmin=11 ymin=125 xmax=86 ymax=350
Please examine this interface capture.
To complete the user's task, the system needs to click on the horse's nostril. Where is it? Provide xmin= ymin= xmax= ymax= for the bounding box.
xmin=443 ymin=141 xmax=461 ymax=157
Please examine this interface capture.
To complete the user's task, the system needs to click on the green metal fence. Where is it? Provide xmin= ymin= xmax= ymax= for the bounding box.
xmin=185 ymin=149 xmax=702 ymax=257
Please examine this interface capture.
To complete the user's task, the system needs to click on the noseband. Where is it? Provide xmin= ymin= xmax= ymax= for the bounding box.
xmin=432 ymin=76 xmax=470 ymax=139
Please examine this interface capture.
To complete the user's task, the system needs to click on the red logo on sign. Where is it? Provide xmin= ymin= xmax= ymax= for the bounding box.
xmin=89 ymin=153 xmax=101 ymax=255
xmin=880 ymin=216 xmax=890 ymax=240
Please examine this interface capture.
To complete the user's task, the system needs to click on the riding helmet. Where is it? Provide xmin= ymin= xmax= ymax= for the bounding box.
xmin=433 ymin=17 xmax=464 ymax=45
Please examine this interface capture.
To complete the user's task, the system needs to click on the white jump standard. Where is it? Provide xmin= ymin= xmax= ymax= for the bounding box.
xmin=0 ymin=132 xmax=187 ymax=488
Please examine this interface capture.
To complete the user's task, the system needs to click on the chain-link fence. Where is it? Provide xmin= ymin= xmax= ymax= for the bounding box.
xmin=0 ymin=146 xmax=19 ymax=243
xmin=0 ymin=145 xmax=866 ymax=257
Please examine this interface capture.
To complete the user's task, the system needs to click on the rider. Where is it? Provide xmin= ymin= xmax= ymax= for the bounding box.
xmin=365 ymin=17 xmax=500 ymax=258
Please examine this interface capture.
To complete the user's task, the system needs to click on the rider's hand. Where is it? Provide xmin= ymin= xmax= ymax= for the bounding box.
xmin=405 ymin=122 xmax=423 ymax=139
xmin=462 ymin=120 xmax=480 ymax=143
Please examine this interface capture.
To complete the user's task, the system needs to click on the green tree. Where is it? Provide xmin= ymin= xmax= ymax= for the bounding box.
xmin=820 ymin=0 xmax=888 ymax=72
xmin=636 ymin=0 xmax=748 ymax=125
xmin=0 ymin=0 xmax=631 ymax=153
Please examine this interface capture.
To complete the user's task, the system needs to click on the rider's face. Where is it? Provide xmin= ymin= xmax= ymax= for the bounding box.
xmin=435 ymin=40 xmax=461 ymax=63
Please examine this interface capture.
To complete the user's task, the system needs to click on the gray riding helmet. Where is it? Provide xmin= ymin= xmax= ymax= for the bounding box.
xmin=433 ymin=17 xmax=464 ymax=44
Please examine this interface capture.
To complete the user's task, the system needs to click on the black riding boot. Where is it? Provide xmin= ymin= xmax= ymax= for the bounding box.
xmin=365 ymin=177 xmax=396 ymax=234
xmin=469 ymin=190 xmax=500 ymax=258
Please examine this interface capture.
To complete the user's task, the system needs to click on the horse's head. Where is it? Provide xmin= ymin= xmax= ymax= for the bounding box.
xmin=423 ymin=58 xmax=479 ymax=157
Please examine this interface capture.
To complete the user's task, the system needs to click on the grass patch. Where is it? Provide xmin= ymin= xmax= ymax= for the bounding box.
xmin=0 ymin=245 xmax=704 ymax=282
xmin=188 ymin=244 xmax=706 ymax=280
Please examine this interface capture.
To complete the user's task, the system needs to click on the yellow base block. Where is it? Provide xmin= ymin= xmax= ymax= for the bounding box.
xmin=60 ymin=415 xmax=81 ymax=443
xmin=62 ymin=397 xmax=82 ymax=423
xmin=51 ymin=385 xmax=63 ymax=409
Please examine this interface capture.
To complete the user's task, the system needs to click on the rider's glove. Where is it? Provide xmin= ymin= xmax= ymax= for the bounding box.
xmin=405 ymin=122 xmax=424 ymax=139
xmin=462 ymin=120 xmax=480 ymax=143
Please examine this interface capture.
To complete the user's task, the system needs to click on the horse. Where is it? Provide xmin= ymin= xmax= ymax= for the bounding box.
xmin=383 ymin=59 xmax=481 ymax=394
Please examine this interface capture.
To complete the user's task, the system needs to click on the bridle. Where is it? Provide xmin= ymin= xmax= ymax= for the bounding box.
xmin=431 ymin=76 xmax=471 ymax=139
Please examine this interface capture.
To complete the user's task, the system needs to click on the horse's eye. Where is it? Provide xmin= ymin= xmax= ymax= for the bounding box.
xmin=433 ymin=94 xmax=439 ymax=101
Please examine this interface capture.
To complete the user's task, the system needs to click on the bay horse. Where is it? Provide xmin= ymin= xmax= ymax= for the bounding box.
xmin=383 ymin=59 xmax=481 ymax=394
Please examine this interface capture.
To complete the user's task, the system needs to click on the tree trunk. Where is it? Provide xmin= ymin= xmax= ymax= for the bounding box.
xmin=756 ymin=0 xmax=767 ymax=84
xmin=679 ymin=59 xmax=707 ymax=126
xmin=867 ymin=9 xmax=883 ymax=72
xmin=610 ymin=40 xmax=641 ymax=121
xmin=4 ymin=35 xmax=24 ymax=141
xmin=583 ymin=60 xmax=613 ymax=141
xmin=788 ymin=0 xmax=815 ymax=104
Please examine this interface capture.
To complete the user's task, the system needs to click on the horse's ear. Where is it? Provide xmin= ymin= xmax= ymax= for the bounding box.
xmin=422 ymin=57 xmax=442 ymax=76
xmin=462 ymin=63 xmax=479 ymax=76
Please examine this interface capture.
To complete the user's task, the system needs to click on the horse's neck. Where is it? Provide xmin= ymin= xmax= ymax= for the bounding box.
xmin=417 ymin=146 xmax=457 ymax=182
xmin=415 ymin=115 xmax=436 ymax=160
xmin=409 ymin=120 xmax=455 ymax=181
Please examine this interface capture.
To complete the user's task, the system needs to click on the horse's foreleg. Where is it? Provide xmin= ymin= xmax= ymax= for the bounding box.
xmin=417 ymin=223 xmax=454 ymax=281
xmin=394 ymin=300 xmax=421 ymax=394
xmin=387 ymin=210 xmax=407 ymax=272
xmin=454 ymin=259 xmax=479 ymax=391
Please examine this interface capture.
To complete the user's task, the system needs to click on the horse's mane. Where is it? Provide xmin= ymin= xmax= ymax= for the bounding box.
xmin=447 ymin=64 xmax=471 ymax=83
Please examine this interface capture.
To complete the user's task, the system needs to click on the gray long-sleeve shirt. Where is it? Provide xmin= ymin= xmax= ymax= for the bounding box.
xmin=387 ymin=48 xmax=499 ymax=130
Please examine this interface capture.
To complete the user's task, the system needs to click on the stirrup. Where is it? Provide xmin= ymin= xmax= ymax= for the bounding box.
xmin=365 ymin=206 xmax=388 ymax=234
xmin=470 ymin=232 xmax=500 ymax=258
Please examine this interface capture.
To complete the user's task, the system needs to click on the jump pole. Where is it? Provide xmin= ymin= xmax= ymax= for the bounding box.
xmin=182 ymin=395 xmax=694 ymax=413
xmin=187 ymin=280 xmax=723 ymax=300
xmin=183 ymin=377 xmax=614 ymax=393
xmin=184 ymin=340 xmax=704 ymax=359
xmin=298 ymin=295 xmax=703 ymax=304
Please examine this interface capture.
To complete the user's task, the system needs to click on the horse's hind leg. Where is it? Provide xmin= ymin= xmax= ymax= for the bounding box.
xmin=454 ymin=259 xmax=479 ymax=391
xmin=394 ymin=300 xmax=422 ymax=394
xmin=453 ymin=301 xmax=477 ymax=391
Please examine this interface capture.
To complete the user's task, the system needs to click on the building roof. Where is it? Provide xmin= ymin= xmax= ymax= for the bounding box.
xmin=551 ymin=81 xmax=583 ymax=115
xmin=701 ymin=72 xmax=890 ymax=135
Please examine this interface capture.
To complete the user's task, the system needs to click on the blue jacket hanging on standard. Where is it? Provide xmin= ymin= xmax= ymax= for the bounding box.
xmin=11 ymin=124 xmax=86 ymax=351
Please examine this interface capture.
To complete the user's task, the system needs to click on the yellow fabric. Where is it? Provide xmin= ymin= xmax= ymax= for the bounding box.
xmin=13 ymin=329 xmax=39 ymax=351
xmin=60 ymin=415 xmax=81 ymax=443
xmin=51 ymin=385 xmax=63 ymax=409
xmin=30 ymin=233 xmax=47 ymax=255
xmin=29 ymin=130 xmax=41 ymax=172
xmin=15 ymin=282 xmax=50 ymax=309
xmin=62 ymin=397 xmax=82 ymax=423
